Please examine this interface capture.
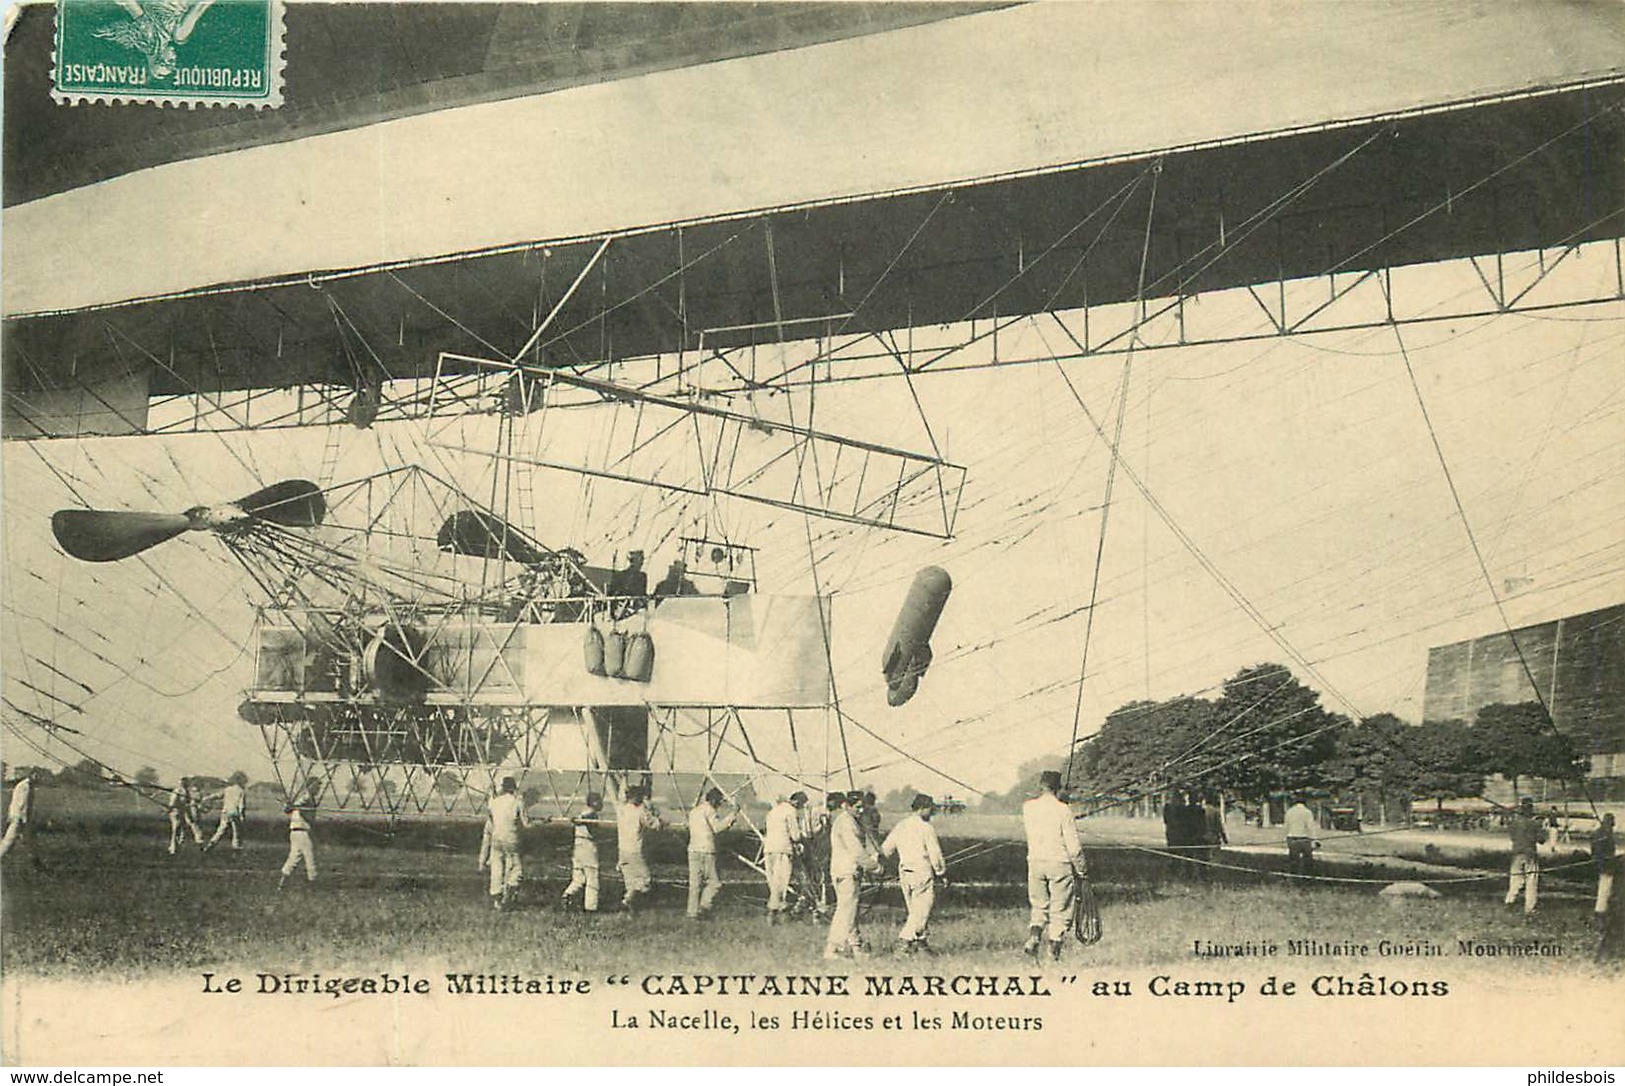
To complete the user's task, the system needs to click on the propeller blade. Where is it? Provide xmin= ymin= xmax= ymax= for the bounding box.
xmin=236 ymin=479 xmax=326 ymax=527
xmin=50 ymin=510 xmax=190 ymax=563
xmin=436 ymin=511 xmax=545 ymax=565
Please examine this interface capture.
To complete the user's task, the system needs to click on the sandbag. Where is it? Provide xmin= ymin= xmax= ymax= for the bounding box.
xmin=623 ymin=631 xmax=655 ymax=683
xmin=583 ymin=626 xmax=606 ymax=676
xmin=603 ymin=629 xmax=627 ymax=679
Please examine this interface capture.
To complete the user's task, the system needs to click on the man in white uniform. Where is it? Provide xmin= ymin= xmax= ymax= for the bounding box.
xmin=823 ymin=791 xmax=871 ymax=960
xmin=617 ymin=785 xmax=663 ymax=912
xmin=167 ymin=778 xmax=203 ymax=855
xmin=560 ymin=792 xmax=604 ymax=913
xmin=277 ymin=801 xmax=317 ymax=889
xmin=485 ymin=776 xmax=529 ymax=910
xmin=762 ymin=791 xmax=807 ymax=922
xmin=686 ymin=787 xmax=737 ymax=919
xmin=1023 ymin=770 xmax=1084 ymax=961
xmin=881 ymin=793 xmax=946 ymax=956
xmin=1283 ymin=794 xmax=1319 ymax=877
xmin=202 ymin=772 xmax=248 ymax=852
xmin=0 ymin=770 xmax=38 ymax=860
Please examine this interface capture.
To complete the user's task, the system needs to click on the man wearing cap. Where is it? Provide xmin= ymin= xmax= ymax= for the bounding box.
xmin=1506 ymin=796 xmax=1548 ymax=914
xmin=485 ymin=776 xmax=530 ymax=911
xmin=823 ymin=791 xmax=869 ymax=960
xmin=618 ymin=785 xmax=664 ymax=912
xmin=609 ymin=550 xmax=649 ymax=619
xmin=1023 ymin=770 xmax=1084 ymax=961
xmin=860 ymin=791 xmax=882 ymax=849
xmin=763 ymin=791 xmax=808 ymax=922
xmin=881 ymin=793 xmax=947 ymax=955
xmin=687 ymin=786 xmax=738 ymax=919
xmin=561 ymin=792 xmax=605 ymax=913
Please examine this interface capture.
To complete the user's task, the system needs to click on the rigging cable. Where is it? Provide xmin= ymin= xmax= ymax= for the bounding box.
xmin=1388 ymin=318 xmax=1602 ymax=817
xmin=1066 ymin=160 xmax=1161 ymax=788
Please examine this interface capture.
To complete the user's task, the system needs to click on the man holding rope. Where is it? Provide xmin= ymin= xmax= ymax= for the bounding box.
xmin=485 ymin=776 xmax=529 ymax=911
xmin=166 ymin=776 xmax=204 ymax=855
xmin=823 ymin=791 xmax=872 ymax=961
xmin=1505 ymin=796 xmax=1547 ymax=914
xmin=617 ymin=785 xmax=663 ymax=913
xmin=0 ymin=769 xmax=38 ymax=862
xmin=881 ymin=793 xmax=946 ymax=956
xmin=1023 ymin=770 xmax=1084 ymax=962
xmin=763 ymin=791 xmax=807 ymax=923
xmin=686 ymin=787 xmax=737 ymax=919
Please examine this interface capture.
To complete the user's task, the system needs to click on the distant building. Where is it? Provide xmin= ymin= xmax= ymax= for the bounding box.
xmin=1422 ymin=602 xmax=1625 ymax=796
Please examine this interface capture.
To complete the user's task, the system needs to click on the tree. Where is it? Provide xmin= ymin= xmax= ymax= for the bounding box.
xmin=134 ymin=766 xmax=160 ymax=788
xmin=1322 ymin=713 xmax=1421 ymax=823
xmin=55 ymin=757 xmax=105 ymax=788
xmin=1074 ymin=696 xmax=1218 ymax=800
xmin=1468 ymin=702 xmax=1588 ymax=795
xmin=880 ymin=784 xmax=919 ymax=812
xmin=1407 ymin=718 xmax=1484 ymax=810
xmin=1201 ymin=663 xmax=1343 ymax=803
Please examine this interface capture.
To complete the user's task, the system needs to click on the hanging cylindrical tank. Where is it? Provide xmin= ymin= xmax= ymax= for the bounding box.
xmin=880 ymin=566 xmax=952 ymax=706
xmin=623 ymin=631 xmax=656 ymax=683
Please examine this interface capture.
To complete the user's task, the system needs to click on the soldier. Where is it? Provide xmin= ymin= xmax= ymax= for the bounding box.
xmin=202 ymin=772 xmax=248 ymax=852
xmin=560 ymin=792 xmax=605 ymax=913
xmin=763 ymin=791 xmax=807 ymax=922
xmin=166 ymin=777 xmax=204 ymax=855
xmin=686 ymin=787 xmax=737 ymax=919
xmin=823 ymin=791 xmax=869 ymax=961
xmin=1592 ymin=813 xmax=1617 ymax=931
xmin=860 ymin=790 xmax=882 ymax=848
xmin=798 ymin=791 xmax=834 ymax=918
xmin=617 ymin=785 xmax=663 ymax=912
xmin=1505 ymin=796 xmax=1547 ymax=914
xmin=1593 ymin=813 xmax=1621 ymax=960
xmin=485 ymin=776 xmax=529 ymax=911
xmin=608 ymin=550 xmax=648 ymax=618
xmin=1022 ymin=770 xmax=1083 ymax=962
xmin=276 ymin=800 xmax=317 ymax=890
xmin=881 ymin=793 xmax=946 ymax=956
xmin=0 ymin=769 xmax=38 ymax=861
xmin=1283 ymin=793 xmax=1319 ymax=877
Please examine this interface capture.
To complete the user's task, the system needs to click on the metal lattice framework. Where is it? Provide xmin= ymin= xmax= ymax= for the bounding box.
xmin=232 ymin=466 xmax=605 ymax=819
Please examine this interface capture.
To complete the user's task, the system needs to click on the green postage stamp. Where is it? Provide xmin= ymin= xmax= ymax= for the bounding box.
xmin=52 ymin=0 xmax=284 ymax=107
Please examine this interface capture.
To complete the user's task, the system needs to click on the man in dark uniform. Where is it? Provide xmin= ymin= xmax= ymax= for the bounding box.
xmin=608 ymin=550 xmax=648 ymax=618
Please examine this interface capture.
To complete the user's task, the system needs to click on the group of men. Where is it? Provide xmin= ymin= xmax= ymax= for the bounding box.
xmin=476 ymin=769 xmax=1098 ymax=964
xmin=1504 ymin=796 xmax=1619 ymax=928
xmin=165 ymin=774 xmax=249 ymax=855
xmin=1161 ymin=791 xmax=1230 ymax=873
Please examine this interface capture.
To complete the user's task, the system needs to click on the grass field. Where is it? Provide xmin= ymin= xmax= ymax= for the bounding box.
xmin=2 ymin=804 xmax=1617 ymax=982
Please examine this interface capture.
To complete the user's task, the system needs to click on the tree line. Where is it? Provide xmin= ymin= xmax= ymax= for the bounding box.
xmin=982 ymin=662 xmax=1587 ymax=817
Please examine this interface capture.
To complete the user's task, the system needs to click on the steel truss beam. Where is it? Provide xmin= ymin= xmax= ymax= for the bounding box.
xmin=425 ymin=353 xmax=967 ymax=539
xmin=9 ymin=243 xmax=1618 ymax=437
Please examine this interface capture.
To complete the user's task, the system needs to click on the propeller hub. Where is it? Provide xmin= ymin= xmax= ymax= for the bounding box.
xmin=185 ymin=502 xmax=251 ymax=532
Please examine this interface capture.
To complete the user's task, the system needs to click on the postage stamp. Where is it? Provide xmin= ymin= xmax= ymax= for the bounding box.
xmin=51 ymin=0 xmax=284 ymax=107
